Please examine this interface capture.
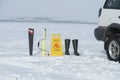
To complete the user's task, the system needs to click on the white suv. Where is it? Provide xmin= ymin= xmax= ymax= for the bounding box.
xmin=94 ymin=0 xmax=120 ymax=61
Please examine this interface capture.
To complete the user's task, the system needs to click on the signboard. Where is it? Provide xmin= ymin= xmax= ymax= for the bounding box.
xmin=51 ymin=34 xmax=63 ymax=56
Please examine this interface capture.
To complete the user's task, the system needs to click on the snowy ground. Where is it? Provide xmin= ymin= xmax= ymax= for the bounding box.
xmin=0 ymin=22 xmax=120 ymax=80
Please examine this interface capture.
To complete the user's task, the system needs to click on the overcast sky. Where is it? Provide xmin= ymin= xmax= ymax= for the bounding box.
xmin=0 ymin=0 xmax=104 ymax=22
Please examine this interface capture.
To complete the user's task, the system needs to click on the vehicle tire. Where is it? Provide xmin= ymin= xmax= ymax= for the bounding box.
xmin=105 ymin=34 xmax=120 ymax=61
xmin=104 ymin=41 xmax=107 ymax=50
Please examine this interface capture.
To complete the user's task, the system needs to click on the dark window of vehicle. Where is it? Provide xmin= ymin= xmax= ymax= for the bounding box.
xmin=104 ymin=0 xmax=120 ymax=9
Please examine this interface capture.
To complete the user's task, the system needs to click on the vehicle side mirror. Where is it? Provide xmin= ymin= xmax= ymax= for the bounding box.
xmin=98 ymin=8 xmax=102 ymax=17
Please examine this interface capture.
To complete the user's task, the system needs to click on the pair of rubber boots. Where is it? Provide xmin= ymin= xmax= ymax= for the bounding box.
xmin=65 ymin=39 xmax=79 ymax=56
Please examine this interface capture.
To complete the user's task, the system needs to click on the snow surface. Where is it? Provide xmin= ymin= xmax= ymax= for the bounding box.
xmin=0 ymin=22 xmax=120 ymax=80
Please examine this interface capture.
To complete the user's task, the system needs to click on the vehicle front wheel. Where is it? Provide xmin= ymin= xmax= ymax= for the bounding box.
xmin=105 ymin=34 xmax=120 ymax=61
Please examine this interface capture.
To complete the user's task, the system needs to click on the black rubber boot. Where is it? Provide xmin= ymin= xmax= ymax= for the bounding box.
xmin=72 ymin=39 xmax=79 ymax=56
xmin=65 ymin=39 xmax=71 ymax=55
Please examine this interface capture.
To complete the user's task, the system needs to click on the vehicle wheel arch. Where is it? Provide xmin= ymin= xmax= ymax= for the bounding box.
xmin=104 ymin=23 xmax=120 ymax=41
